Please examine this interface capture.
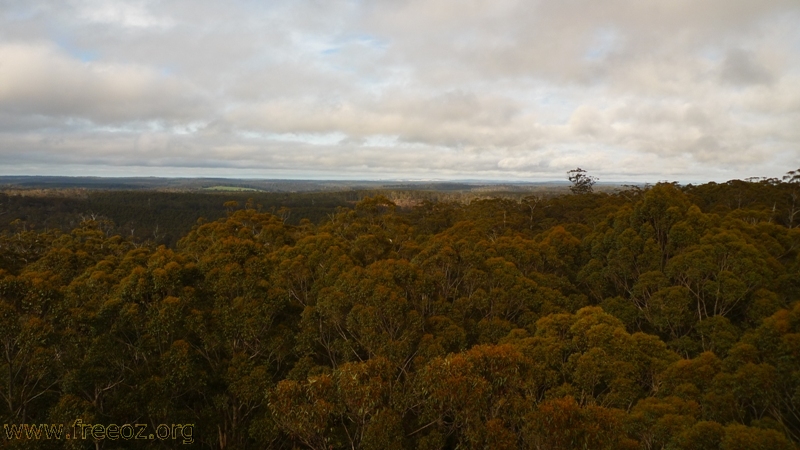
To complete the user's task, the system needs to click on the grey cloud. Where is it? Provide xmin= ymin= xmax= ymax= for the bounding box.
xmin=568 ymin=106 xmax=608 ymax=138
xmin=720 ymin=49 xmax=775 ymax=85
xmin=0 ymin=0 xmax=799 ymax=181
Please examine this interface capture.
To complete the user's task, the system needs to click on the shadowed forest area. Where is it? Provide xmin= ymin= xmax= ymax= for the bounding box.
xmin=0 ymin=183 xmax=573 ymax=247
xmin=1 ymin=175 xmax=800 ymax=449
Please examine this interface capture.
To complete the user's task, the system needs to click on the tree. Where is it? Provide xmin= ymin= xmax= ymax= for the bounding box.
xmin=567 ymin=168 xmax=598 ymax=194
xmin=4 ymin=177 xmax=800 ymax=448
xmin=782 ymin=168 xmax=800 ymax=228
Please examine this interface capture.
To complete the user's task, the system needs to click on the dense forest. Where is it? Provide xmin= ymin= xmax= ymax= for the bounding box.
xmin=0 ymin=186 xmax=558 ymax=247
xmin=0 ymin=190 xmax=360 ymax=247
xmin=1 ymin=174 xmax=800 ymax=449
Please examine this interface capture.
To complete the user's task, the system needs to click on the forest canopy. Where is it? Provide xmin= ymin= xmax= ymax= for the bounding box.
xmin=1 ymin=176 xmax=800 ymax=449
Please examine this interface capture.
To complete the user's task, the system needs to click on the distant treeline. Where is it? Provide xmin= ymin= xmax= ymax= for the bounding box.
xmin=1 ymin=176 xmax=800 ymax=449
xmin=0 ymin=187 xmax=576 ymax=247
xmin=0 ymin=190 xmax=360 ymax=246
xmin=0 ymin=175 xmax=572 ymax=193
xmin=1 ymin=178 xmax=798 ymax=246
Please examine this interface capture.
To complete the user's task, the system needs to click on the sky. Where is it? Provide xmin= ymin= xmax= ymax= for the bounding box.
xmin=0 ymin=0 xmax=799 ymax=182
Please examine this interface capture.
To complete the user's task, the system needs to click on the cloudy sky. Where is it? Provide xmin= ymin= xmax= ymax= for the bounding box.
xmin=1 ymin=0 xmax=799 ymax=182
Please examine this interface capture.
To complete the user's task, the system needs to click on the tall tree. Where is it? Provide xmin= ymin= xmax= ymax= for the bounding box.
xmin=567 ymin=168 xmax=598 ymax=194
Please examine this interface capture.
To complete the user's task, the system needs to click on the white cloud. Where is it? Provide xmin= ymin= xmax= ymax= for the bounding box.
xmin=0 ymin=42 xmax=206 ymax=122
xmin=72 ymin=0 xmax=175 ymax=29
xmin=0 ymin=0 xmax=798 ymax=181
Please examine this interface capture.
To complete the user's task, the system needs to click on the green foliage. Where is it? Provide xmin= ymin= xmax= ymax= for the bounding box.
xmin=2 ymin=180 xmax=800 ymax=449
